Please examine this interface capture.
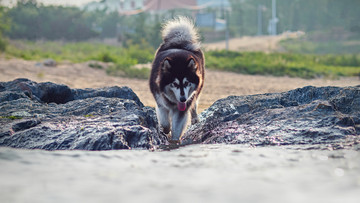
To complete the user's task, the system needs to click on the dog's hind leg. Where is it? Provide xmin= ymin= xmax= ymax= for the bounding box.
xmin=171 ymin=111 xmax=189 ymax=141
xmin=156 ymin=106 xmax=170 ymax=134
xmin=191 ymin=101 xmax=199 ymax=125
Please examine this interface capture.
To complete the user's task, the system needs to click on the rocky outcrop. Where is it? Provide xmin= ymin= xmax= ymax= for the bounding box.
xmin=183 ymin=86 xmax=360 ymax=150
xmin=0 ymin=78 xmax=166 ymax=150
xmin=1 ymin=78 xmax=359 ymax=150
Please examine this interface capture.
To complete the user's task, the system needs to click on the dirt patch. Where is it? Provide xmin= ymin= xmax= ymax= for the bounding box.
xmin=202 ymin=32 xmax=304 ymax=52
xmin=0 ymin=58 xmax=358 ymax=112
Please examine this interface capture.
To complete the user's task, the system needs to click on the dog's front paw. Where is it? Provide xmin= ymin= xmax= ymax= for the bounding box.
xmin=191 ymin=116 xmax=199 ymax=125
xmin=161 ymin=126 xmax=170 ymax=134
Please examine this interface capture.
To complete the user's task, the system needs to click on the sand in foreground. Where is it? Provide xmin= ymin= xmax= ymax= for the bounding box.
xmin=0 ymin=145 xmax=359 ymax=203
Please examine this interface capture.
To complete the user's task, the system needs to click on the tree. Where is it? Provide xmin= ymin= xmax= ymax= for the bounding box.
xmin=6 ymin=0 xmax=98 ymax=41
xmin=0 ymin=2 xmax=10 ymax=51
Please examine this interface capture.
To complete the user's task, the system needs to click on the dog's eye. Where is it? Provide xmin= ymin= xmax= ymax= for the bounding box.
xmin=184 ymin=82 xmax=189 ymax=86
xmin=172 ymin=83 xmax=180 ymax=88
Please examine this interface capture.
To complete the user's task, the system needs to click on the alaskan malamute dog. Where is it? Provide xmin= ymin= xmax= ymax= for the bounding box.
xmin=149 ymin=16 xmax=205 ymax=143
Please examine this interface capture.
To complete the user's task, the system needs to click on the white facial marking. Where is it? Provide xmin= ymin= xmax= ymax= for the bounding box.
xmin=173 ymin=78 xmax=180 ymax=86
xmin=167 ymin=77 xmax=197 ymax=103
xmin=169 ymin=78 xmax=181 ymax=102
xmin=182 ymin=78 xmax=191 ymax=100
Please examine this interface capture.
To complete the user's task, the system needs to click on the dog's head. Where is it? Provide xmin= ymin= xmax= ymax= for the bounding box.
xmin=158 ymin=53 xmax=201 ymax=111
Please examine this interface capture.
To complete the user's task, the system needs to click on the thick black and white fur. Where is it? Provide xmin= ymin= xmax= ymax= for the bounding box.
xmin=149 ymin=16 xmax=205 ymax=142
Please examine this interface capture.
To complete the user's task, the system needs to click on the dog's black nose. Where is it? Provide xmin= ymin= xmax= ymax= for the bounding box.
xmin=180 ymin=97 xmax=186 ymax=102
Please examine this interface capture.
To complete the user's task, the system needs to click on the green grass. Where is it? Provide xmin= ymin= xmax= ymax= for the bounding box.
xmin=5 ymin=40 xmax=154 ymax=79
xmin=3 ymin=40 xmax=360 ymax=79
xmin=0 ymin=115 xmax=23 ymax=120
xmin=280 ymin=38 xmax=360 ymax=55
xmin=84 ymin=114 xmax=95 ymax=118
xmin=205 ymin=50 xmax=360 ymax=79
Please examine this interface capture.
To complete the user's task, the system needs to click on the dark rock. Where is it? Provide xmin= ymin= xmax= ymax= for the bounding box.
xmin=183 ymin=86 xmax=360 ymax=150
xmin=43 ymin=59 xmax=57 ymax=67
xmin=37 ymin=82 xmax=73 ymax=104
xmin=12 ymin=119 xmax=41 ymax=132
xmin=0 ymin=79 xmax=166 ymax=150
xmin=0 ymin=78 xmax=141 ymax=105
xmin=1 ymin=78 xmax=359 ymax=151
xmin=72 ymin=86 xmax=143 ymax=107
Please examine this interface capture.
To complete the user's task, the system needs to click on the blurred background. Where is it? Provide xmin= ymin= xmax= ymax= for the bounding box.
xmin=0 ymin=0 xmax=359 ymax=110
xmin=1 ymin=0 xmax=360 ymax=50
xmin=1 ymin=0 xmax=360 ymax=76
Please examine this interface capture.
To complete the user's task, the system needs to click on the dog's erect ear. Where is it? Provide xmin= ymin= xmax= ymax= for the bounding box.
xmin=162 ymin=59 xmax=171 ymax=72
xmin=188 ymin=58 xmax=197 ymax=72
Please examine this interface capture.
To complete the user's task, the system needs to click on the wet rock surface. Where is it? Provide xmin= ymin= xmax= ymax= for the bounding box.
xmin=0 ymin=78 xmax=165 ymax=150
xmin=183 ymin=86 xmax=360 ymax=150
xmin=0 ymin=78 xmax=359 ymax=150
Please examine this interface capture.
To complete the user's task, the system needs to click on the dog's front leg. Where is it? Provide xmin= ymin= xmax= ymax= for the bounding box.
xmin=190 ymin=101 xmax=199 ymax=125
xmin=156 ymin=105 xmax=171 ymax=134
xmin=170 ymin=111 xmax=189 ymax=141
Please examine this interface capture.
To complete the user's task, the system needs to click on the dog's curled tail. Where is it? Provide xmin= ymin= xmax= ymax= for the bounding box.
xmin=161 ymin=16 xmax=200 ymax=51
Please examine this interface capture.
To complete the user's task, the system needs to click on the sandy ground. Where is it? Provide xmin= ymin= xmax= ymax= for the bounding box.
xmin=0 ymin=58 xmax=358 ymax=112
xmin=1 ymin=145 xmax=359 ymax=203
xmin=202 ymin=32 xmax=304 ymax=52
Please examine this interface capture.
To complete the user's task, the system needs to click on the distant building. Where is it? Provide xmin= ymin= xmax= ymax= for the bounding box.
xmin=84 ymin=0 xmax=229 ymax=15
xmin=144 ymin=0 xmax=197 ymax=12
xmin=197 ymin=0 xmax=230 ymax=8
xmin=84 ymin=0 xmax=230 ymax=41
xmin=84 ymin=0 xmax=145 ymax=13
xmin=196 ymin=0 xmax=229 ymax=29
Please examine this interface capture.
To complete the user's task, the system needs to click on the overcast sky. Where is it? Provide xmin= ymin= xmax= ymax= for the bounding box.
xmin=1 ymin=0 xmax=100 ymax=7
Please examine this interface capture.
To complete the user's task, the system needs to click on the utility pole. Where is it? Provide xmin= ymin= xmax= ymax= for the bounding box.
xmin=225 ymin=9 xmax=229 ymax=50
xmin=221 ymin=0 xmax=229 ymax=50
xmin=271 ymin=0 xmax=278 ymax=35
xmin=257 ymin=5 xmax=263 ymax=36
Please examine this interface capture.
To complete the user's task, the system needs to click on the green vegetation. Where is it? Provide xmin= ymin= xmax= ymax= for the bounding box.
xmin=279 ymin=28 xmax=360 ymax=55
xmin=88 ymin=62 xmax=103 ymax=69
xmin=0 ymin=115 xmax=23 ymax=120
xmin=3 ymin=1 xmax=360 ymax=45
xmin=4 ymin=40 xmax=360 ymax=79
xmin=1 ymin=1 xmax=359 ymax=80
xmin=6 ymin=40 xmax=136 ymax=63
xmin=5 ymin=1 xmax=97 ymax=41
xmin=280 ymin=38 xmax=360 ymax=55
xmin=2 ymin=1 xmax=162 ymax=48
xmin=5 ymin=40 xmax=154 ymax=79
xmin=0 ymin=4 xmax=10 ymax=51
xmin=84 ymin=114 xmax=94 ymax=118
xmin=205 ymin=50 xmax=360 ymax=79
